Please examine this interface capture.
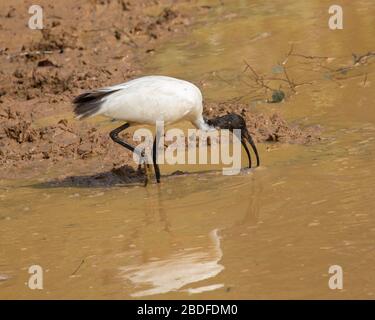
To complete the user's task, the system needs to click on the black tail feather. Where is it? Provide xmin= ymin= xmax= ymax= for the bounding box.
xmin=72 ymin=89 xmax=120 ymax=119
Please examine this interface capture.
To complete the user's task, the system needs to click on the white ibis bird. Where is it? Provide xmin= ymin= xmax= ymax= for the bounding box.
xmin=73 ymin=75 xmax=259 ymax=183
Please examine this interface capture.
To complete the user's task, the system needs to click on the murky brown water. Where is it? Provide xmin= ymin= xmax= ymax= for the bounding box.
xmin=1 ymin=0 xmax=375 ymax=299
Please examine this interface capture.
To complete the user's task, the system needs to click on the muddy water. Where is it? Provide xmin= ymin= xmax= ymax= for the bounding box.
xmin=1 ymin=0 xmax=375 ymax=299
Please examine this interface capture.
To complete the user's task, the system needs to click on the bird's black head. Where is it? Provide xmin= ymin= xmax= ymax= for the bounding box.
xmin=206 ymin=113 xmax=260 ymax=168
xmin=207 ymin=113 xmax=247 ymax=131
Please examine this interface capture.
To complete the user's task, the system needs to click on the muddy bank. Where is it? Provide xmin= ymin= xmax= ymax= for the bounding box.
xmin=0 ymin=0 xmax=195 ymax=179
xmin=0 ymin=0 xmax=192 ymax=107
xmin=0 ymin=100 xmax=321 ymax=180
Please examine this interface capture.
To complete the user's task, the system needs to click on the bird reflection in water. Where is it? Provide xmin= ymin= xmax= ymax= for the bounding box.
xmin=119 ymin=229 xmax=224 ymax=297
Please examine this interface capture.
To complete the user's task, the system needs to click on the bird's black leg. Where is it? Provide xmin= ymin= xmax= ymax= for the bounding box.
xmin=241 ymin=137 xmax=252 ymax=168
xmin=110 ymin=123 xmax=148 ymax=185
xmin=230 ymin=128 xmax=252 ymax=169
xmin=109 ymin=123 xmax=135 ymax=153
xmin=152 ymin=136 xmax=161 ymax=183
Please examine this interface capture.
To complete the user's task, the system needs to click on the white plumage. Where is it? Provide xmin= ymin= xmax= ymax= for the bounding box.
xmin=74 ymin=75 xmax=210 ymax=130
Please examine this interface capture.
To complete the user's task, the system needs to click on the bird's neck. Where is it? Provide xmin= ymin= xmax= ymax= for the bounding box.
xmin=193 ymin=117 xmax=213 ymax=131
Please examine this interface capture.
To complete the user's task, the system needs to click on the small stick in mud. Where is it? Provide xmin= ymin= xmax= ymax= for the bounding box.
xmin=72 ymin=76 xmax=260 ymax=185
xmin=71 ymin=258 xmax=85 ymax=276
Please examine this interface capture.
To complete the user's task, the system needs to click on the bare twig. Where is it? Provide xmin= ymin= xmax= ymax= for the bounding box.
xmin=290 ymin=53 xmax=329 ymax=60
xmin=242 ymin=46 xmax=374 ymax=102
xmin=71 ymin=258 xmax=85 ymax=276
xmin=283 ymin=66 xmax=296 ymax=92
xmin=352 ymin=51 xmax=375 ymax=65
xmin=243 ymin=60 xmax=274 ymax=91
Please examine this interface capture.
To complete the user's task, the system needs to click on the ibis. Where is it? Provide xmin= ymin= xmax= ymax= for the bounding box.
xmin=73 ymin=75 xmax=260 ymax=183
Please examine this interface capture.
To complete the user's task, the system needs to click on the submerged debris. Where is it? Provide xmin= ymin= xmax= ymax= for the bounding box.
xmin=268 ymin=90 xmax=285 ymax=103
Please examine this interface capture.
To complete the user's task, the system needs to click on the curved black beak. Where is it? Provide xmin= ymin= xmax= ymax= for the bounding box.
xmin=242 ymin=129 xmax=260 ymax=168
